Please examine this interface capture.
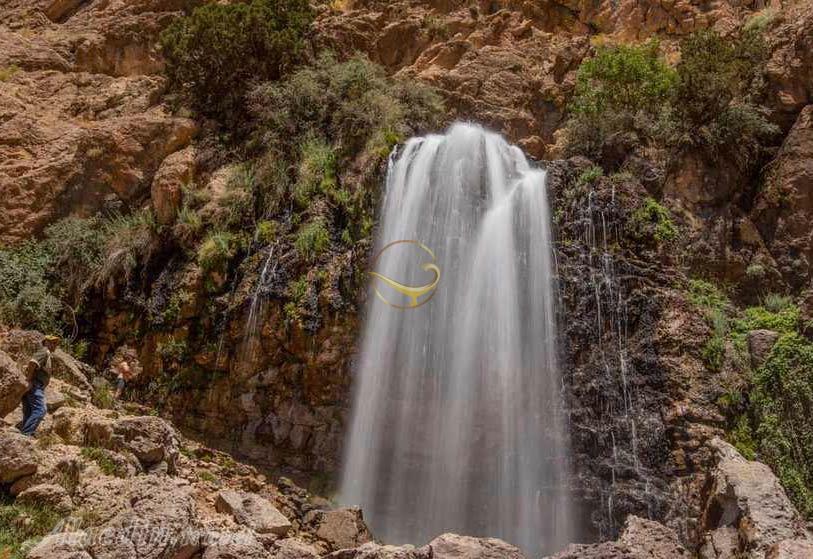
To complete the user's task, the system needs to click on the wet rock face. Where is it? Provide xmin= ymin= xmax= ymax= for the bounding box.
xmin=549 ymin=161 xmax=671 ymax=538
xmin=751 ymin=105 xmax=813 ymax=290
xmin=547 ymin=160 xmax=725 ymax=542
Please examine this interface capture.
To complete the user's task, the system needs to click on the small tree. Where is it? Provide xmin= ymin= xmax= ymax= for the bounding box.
xmin=672 ymin=30 xmax=778 ymax=166
xmin=565 ymin=41 xmax=677 ymax=158
xmin=160 ymin=0 xmax=313 ymax=129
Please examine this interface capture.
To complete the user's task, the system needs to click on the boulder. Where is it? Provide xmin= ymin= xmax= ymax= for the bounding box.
xmin=111 ymin=415 xmax=180 ymax=472
xmin=747 ymin=330 xmax=780 ymax=369
xmin=215 ymin=489 xmax=292 ymax=536
xmin=46 ymin=475 xmax=203 ymax=559
xmin=429 ymin=533 xmax=527 ymax=559
xmin=546 ymin=542 xmax=632 ymax=559
xmin=618 ymin=516 xmax=690 ymax=558
xmin=151 ymin=146 xmax=196 ymax=225
xmin=16 ymin=483 xmax=74 ymax=513
xmin=51 ymin=407 xmax=179 ymax=473
xmin=0 ymin=428 xmax=38 ymax=482
xmin=0 ymin=349 xmax=28 ymax=417
xmin=547 ymin=516 xmax=689 ymax=558
xmin=306 ymin=507 xmax=373 ymax=551
xmin=701 ymin=438 xmax=808 ymax=557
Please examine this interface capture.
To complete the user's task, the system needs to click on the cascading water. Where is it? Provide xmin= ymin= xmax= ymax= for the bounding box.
xmin=340 ymin=123 xmax=575 ymax=555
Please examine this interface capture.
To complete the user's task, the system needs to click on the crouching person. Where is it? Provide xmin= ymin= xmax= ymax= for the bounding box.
xmin=19 ymin=334 xmax=59 ymax=436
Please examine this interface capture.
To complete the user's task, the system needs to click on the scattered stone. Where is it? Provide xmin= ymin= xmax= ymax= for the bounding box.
xmin=306 ymin=507 xmax=373 ymax=551
xmin=216 ymin=489 xmax=293 ymax=535
xmin=747 ymin=330 xmax=780 ymax=369
xmin=0 ymin=348 xmax=27 ymax=418
xmin=0 ymin=428 xmax=38 ymax=482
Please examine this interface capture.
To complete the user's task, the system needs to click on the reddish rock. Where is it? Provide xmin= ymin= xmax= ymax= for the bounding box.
xmin=151 ymin=146 xmax=196 ymax=225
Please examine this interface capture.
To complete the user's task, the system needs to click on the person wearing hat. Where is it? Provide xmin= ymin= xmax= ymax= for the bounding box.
xmin=19 ymin=334 xmax=59 ymax=436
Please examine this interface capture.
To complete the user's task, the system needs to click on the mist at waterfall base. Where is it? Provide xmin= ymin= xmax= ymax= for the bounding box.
xmin=339 ymin=123 xmax=576 ymax=555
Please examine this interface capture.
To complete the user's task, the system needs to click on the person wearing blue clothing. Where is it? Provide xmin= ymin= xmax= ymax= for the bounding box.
xmin=19 ymin=335 xmax=59 ymax=436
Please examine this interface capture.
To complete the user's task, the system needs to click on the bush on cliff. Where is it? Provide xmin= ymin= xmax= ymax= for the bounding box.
xmin=750 ymin=332 xmax=813 ymax=517
xmin=690 ymin=285 xmax=813 ymax=518
xmin=0 ymin=212 xmax=156 ymax=334
xmin=564 ymin=40 xmax=676 ymax=159
xmin=160 ymin=0 xmax=313 ymax=130
xmin=565 ymin=29 xmax=778 ymax=168
xmin=670 ymin=29 xmax=778 ymax=167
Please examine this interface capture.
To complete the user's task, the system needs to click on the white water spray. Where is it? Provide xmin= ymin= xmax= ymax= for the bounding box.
xmin=339 ymin=123 xmax=575 ymax=555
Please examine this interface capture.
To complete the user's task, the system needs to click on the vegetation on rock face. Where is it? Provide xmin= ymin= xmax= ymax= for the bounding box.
xmin=159 ymin=0 xmax=314 ymax=130
xmin=0 ymin=212 xmax=156 ymax=335
xmin=565 ymin=29 xmax=778 ymax=169
xmin=565 ymin=40 xmax=676 ymax=158
xmin=688 ymin=280 xmax=813 ymax=518
xmin=629 ymin=197 xmax=678 ymax=244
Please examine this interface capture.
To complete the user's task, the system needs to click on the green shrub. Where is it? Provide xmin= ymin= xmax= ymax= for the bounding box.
xmin=762 ymin=293 xmax=794 ymax=313
xmin=255 ymin=220 xmax=278 ymax=245
xmin=80 ymin=447 xmax=126 ymax=477
xmin=0 ymin=500 xmax=62 ymax=558
xmin=577 ymin=166 xmax=604 ymax=186
xmin=749 ymin=333 xmax=813 ymax=516
xmin=249 ymin=52 xmax=443 ymax=161
xmin=688 ymin=279 xmax=729 ymax=313
xmin=729 ymin=414 xmax=757 ymax=460
xmin=92 ymin=382 xmax=115 ymax=410
xmin=564 ymin=30 xmax=777 ymax=167
xmin=294 ymin=219 xmax=330 ymax=262
xmin=702 ymin=308 xmax=728 ymax=372
xmin=294 ymin=138 xmax=338 ymax=206
xmin=734 ymin=305 xmax=800 ymax=334
xmin=159 ymin=0 xmax=313 ymax=128
xmin=671 ymin=29 xmax=778 ymax=166
xmin=630 ymin=197 xmax=677 ymax=243
xmin=564 ymin=40 xmax=677 ymax=157
xmin=94 ymin=210 xmax=156 ymax=287
xmin=197 ymin=231 xmax=237 ymax=272
xmin=0 ymin=216 xmax=108 ymax=331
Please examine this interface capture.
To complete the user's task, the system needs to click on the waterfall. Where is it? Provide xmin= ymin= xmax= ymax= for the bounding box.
xmin=339 ymin=123 xmax=575 ymax=555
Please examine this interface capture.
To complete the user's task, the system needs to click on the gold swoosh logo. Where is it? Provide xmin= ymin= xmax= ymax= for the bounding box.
xmin=368 ymin=240 xmax=441 ymax=309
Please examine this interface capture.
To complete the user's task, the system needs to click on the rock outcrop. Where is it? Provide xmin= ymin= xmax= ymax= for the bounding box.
xmin=215 ymin=489 xmax=293 ymax=536
xmin=699 ymin=439 xmax=810 ymax=558
xmin=0 ymin=0 xmax=197 ymax=244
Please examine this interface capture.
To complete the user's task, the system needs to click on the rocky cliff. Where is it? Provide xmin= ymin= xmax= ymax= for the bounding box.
xmin=3 ymin=0 xmax=813 ymax=557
